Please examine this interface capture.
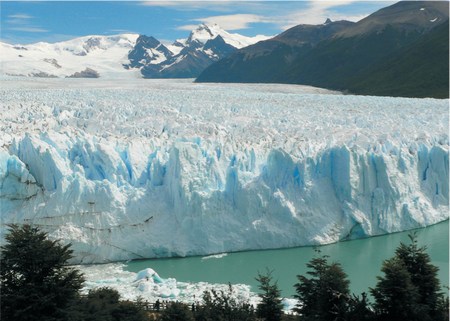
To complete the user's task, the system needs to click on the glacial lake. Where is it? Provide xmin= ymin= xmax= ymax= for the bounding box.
xmin=125 ymin=220 xmax=449 ymax=297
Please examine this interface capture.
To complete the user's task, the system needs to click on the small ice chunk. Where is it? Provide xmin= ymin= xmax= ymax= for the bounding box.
xmin=135 ymin=268 xmax=164 ymax=284
xmin=202 ymin=253 xmax=228 ymax=260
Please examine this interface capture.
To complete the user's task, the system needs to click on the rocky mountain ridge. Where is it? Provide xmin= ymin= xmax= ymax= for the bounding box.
xmin=0 ymin=24 xmax=268 ymax=79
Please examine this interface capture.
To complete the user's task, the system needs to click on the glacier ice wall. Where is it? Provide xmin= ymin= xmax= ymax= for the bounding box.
xmin=0 ymin=79 xmax=448 ymax=263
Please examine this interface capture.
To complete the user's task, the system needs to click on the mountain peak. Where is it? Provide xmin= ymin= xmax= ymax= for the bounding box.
xmin=185 ymin=23 xmax=270 ymax=49
xmin=187 ymin=23 xmax=224 ymax=45
xmin=324 ymin=18 xmax=332 ymax=25
xmin=1 ymin=23 xmax=269 ymax=80
xmin=197 ymin=23 xmax=219 ymax=31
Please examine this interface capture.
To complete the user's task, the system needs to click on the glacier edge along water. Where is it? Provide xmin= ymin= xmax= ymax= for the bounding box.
xmin=78 ymin=220 xmax=448 ymax=304
xmin=0 ymin=79 xmax=448 ymax=264
xmin=123 ymin=219 xmax=449 ymax=297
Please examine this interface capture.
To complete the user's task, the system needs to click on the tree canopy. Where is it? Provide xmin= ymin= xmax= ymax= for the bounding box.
xmin=294 ymin=251 xmax=350 ymax=321
xmin=0 ymin=224 xmax=84 ymax=321
xmin=371 ymin=232 xmax=448 ymax=321
xmin=255 ymin=269 xmax=284 ymax=321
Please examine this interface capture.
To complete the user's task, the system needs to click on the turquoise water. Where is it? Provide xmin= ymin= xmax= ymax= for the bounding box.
xmin=125 ymin=221 xmax=449 ymax=297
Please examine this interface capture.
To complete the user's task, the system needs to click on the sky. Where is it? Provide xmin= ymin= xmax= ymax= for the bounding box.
xmin=1 ymin=1 xmax=398 ymax=44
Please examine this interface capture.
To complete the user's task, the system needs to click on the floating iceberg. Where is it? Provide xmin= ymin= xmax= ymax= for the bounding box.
xmin=135 ymin=268 xmax=165 ymax=284
xmin=0 ymin=79 xmax=448 ymax=263
xmin=134 ymin=268 xmax=179 ymax=299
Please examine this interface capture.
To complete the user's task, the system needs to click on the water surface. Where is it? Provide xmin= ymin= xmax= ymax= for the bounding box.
xmin=125 ymin=221 xmax=449 ymax=297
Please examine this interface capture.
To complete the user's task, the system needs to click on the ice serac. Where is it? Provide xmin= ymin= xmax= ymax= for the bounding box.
xmin=0 ymin=81 xmax=448 ymax=263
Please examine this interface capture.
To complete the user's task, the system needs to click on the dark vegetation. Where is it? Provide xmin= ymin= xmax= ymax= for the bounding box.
xmin=0 ymin=225 xmax=146 ymax=321
xmin=1 ymin=225 xmax=448 ymax=321
xmin=0 ymin=224 xmax=84 ymax=321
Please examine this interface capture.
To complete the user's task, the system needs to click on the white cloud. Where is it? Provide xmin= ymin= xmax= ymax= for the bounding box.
xmin=6 ymin=12 xmax=49 ymax=34
xmin=141 ymin=0 xmax=233 ymax=5
xmin=158 ymin=38 xmax=177 ymax=46
xmin=7 ymin=13 xmax=35 ymax=25
xmin=177 ymin=13 xmax=267 ymax=31
xmin=8 ymin=14 xmax=33 ymax=20
xmin=197 ymin=13 xmax=266 ymax=30
xmin=176 ymin=24 xmax=201 ymax=31
xmin=140 ymin=1 xmax=234 ymax=12
xmin=141 ymin=1 xmax=192 ymax=7
xmin=277 ymin=0 xmax=397 ymax=30
xmin=9 ymin=26 xmax=48 ymax=33
xmin=280 ymin=1 xmax=358 ymax=28
xmin=108 ymin=29 xmax=138 ymax=34
xmin=167 ymin=1 xmax=398 ymax=33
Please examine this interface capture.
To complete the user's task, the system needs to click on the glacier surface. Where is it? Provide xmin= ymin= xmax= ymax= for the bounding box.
xmin=0 ymin=78 xmax=448 ymax=263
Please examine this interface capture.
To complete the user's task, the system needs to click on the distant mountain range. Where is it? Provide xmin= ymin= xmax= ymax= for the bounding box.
xmin=124 ymin=24 xmax=269 ymax=78
xmin=196 ymin=1 xmax=449 ymax=98
xmin=1 ymin=1 xmax=448 ymax=98
xmin=0 ymin=24 xmax=268 ymax=79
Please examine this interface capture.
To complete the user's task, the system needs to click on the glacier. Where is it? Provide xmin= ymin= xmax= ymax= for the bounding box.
xmin=0 ymin=78 xmax=448 ymax=263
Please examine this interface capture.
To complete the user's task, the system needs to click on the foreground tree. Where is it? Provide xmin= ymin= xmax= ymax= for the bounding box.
xmin=255 ymin=269 xmax=283 ymax=321
xmin=371 ymin=233 xmax=448 ymax=321
xmin=195 ymin=285 xmax=255 ymax=321
xmin=0 ymin=224 xmax=84 ymax=321
xmin=294 ymin=252 xmax=350 ymax=321
xmin=394 ymin=233 xmax=445 ymax=320
xmin=76 ymin=287 xmax=149 ymax=321
xmin=346 ymin=293 xmax=374 ymax=321
xmin=159 ymin=302 xmax=195 ymax=321
xmin=435 ymin=295 xmax=450 ymax=321
xmin=371 ymin=257 xmax=420 ymax=321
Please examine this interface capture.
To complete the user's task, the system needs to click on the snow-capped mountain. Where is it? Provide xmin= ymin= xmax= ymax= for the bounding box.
xmin=1 ymin=34 xmax=140 ymax=78
xmin=184 ymin=23 xmax=268 ymax=49
xmin=128 ymin=23 xmax=270 ymax=78
xmin=0 ymin=24 xmax=269 ymax=79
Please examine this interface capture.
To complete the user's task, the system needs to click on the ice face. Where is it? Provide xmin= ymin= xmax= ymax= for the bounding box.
xmin=0 ymin=78 xmax=448 ymax=263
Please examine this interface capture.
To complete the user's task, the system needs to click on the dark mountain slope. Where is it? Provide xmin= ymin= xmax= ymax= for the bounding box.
xmin=337 ymin=0 xmax=449 ymax=37
xmin=281 ymin=24 xmax=424 ymax=89
xmin=196 ymin=20 xmax=353 ymax=83
xmin=195 ymin=41 xmax=307 ymax=83
xmin=348 ymin=20 xmax=449 ymax=98
xmin=125 ymin=35 xmax=172 ymax=69
xmin=197 ymin=1 xmax=449 ymax=98
xmin=274 ymin=19 xmax=355 ymax=45
xmin=280 ymin=1 xmax=450 ymax=96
